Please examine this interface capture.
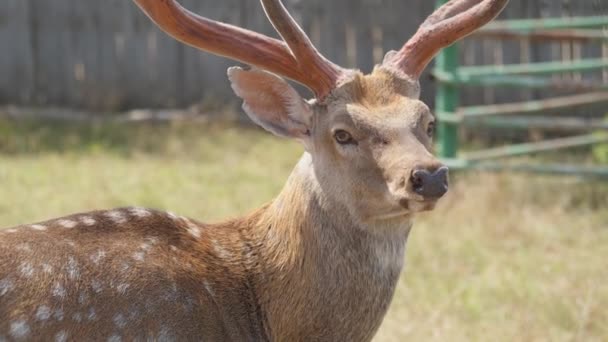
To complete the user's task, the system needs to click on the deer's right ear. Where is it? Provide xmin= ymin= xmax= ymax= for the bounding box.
xmin=228 ymin=67 xmax=313 ymax=140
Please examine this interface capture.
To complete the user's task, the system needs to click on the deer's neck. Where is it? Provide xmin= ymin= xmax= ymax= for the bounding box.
xmin=252 ymin=153 xmax=412 ymax=341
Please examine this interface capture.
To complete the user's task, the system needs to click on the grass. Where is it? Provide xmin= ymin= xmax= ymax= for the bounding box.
xmin=1 ymin=117 xmax=607 ymax=341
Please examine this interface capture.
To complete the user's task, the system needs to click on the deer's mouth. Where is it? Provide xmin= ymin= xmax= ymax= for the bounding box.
xmin=399 ymin=197 xmax=438 ymax=213
xmin=373 ymin=210 xmax=411 ymax=221
xmin=370 ymin=196 xmax=439 ymax=221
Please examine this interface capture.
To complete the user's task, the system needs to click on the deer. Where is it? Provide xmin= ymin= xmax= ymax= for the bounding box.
xmin=0 ymin=0 xmax=507 ymax=341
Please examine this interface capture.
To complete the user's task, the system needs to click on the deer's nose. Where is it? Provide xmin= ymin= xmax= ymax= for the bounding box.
xmin=410 ymin=166 xmax=449 ymax=199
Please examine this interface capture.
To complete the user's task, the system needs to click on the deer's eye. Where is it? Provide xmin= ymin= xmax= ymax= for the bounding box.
xmin=334 ymin=130 xmax=355 ymax=145
xmin=426 ymin=121 xmax=435 ymax=138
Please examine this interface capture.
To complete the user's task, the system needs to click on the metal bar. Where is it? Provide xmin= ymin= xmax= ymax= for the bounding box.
xmin=462 ymin=133 xmax=608 ymax=161
xmin=456 ymin=59 xmax=608 ymax=77
xmin=459 ymin=91 xmax=608 ymax=117
xmin=470 ymin=116 xmax=608 ymax=130
xmin=433 ymin=72 xmax=607 ymax=91
xmin=442 ymin=158 xmax=608 ymax=178
xmin=472 ymin=29 xmax=608 ymax=42
xmin=434 ymin=0 xmax=458 ymax=158
xmin=479 ymin=16 xmax=608 ymax=32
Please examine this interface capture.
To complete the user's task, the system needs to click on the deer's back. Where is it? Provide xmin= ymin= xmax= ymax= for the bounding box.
xmin=0 ymin=208 xmax=268 ymax=341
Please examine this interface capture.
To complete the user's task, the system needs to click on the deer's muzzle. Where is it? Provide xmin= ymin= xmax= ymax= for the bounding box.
xmin=410 ymin=166 xmax=449 ymax=199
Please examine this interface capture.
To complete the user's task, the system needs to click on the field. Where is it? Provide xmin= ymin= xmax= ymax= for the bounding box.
xmin=1 ymin=118 xmax=607 ymax=341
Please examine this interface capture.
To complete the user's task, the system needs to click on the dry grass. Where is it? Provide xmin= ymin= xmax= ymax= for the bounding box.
xmin=1 ymin=118 xmax=606 ymax=341
xmin=377 ymin=174 xmax=608 ymax=342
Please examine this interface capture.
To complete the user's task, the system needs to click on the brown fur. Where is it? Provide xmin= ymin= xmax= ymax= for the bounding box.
xmin=0 ymin=68 xmax=439 ymax=342
xmin=0 ymin=167 xmax=409 ymax=341
xmin=1 ymin=0 xmax=508 ymax=338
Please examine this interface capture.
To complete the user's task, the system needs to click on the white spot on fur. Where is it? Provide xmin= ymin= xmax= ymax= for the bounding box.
xmin=58 ymin=219 xmax=77 ymax=228
xmin=91 ymin=279 xmax=103 ymax=293
xmin=65 ymin=239 xmax=76 ymax=247
xmin=19 ymin=263 xmax=34 ymax=278
xmin=166 ymin=212 xmax=178 ymax=220
xmin=211 ymin=239 xmax=230 ymax=259
xmin=5 ymin=229 xmax=18 ymax=233
xmin=127 ymin=308 xmax=139 ymax=321
xmin=91 ymin=250 xmax=106 ymax=264
xmin=35 ymin=305 xmax=51 ymax=321
xmin=120 ymin=262 xmax=130 ymax=273
xmin=78 ymin=292 xmax=88 ymax=304
xmin=113 ymin=313 xmax=127 ymax=329
xmin=55 ymin=330 xmax=68 ymax=342
xmin=132 ymin=252 xmax=145 ymax=261
xmin=139 ymin=237 xmax=157 ymax=252
xmin=146 ymin=237 xmax=159 ymax=245
xmin=87 ymin=308 xmax=97 ymax=321
xmin=182 ymin=295 xmax=195 ymax=312
xmin=117 ymin=283 xmax=130 ymax=294
xmin=144 ymin=299 xmax=155 ymax=313
xmin=67 ymin=257 xmax=80 ymax=280
xmin=52 ymin=282 xmax=66 ymax=299
xmin=204 ymin=280 xmax=215 ymax=298
xmin=170 ymin=246 xmax=178 ymax=252
xmin=30 ymin=224 xmax=47 ymax=231
xmin=186 ymin=221 xmax=202 ymax=239
xmin=0 ymin=278 xmax=14 ymax=296
xmin=16 ymin=243 xmax=32 ymax=252
xmin=158 ymin=325 xmax=173 ymax=341
xmin=80 ymin=216 xmax=96 ymax=226
xmin=9 ymin=320 xmax=30 ymax=339
xmin=105 ymin=210 xmax=127 ymax=224
xmin=137 ymin=243 xmax=156 ymax=263
xmin=72 ymin=312 xmax=83 ymax=322
xmin=53 ymin=308 xmax=64 ymax=321
xmin=107 ymin=335 xmax=122 ymax=342
xmin=41 ymin=263 xmax=53 ymax=274
xmin=162 ymin=286 xmax=178 ymax=302
xmin=129 ymin=207 xmax=152 ymax=218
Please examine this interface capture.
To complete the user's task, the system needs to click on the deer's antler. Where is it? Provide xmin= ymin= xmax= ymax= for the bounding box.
xmin=132 ymin=0 xmax=345 ymax=99
xmin=260 ymin=0 xmax=347 ymax=97
xmin=383 ymin=0 xmax=509 ymax=79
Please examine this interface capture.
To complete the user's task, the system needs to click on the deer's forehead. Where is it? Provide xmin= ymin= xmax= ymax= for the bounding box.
xmin=327 ymin=97 xmax=428 ymax=131
xmin=341 ymin=68 xmax=420 ymax=101
xmin=324 ymin=68 xmax=426 ymax=123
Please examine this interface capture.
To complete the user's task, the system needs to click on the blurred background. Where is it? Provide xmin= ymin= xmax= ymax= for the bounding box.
xmin=1 ymin=0 xmax=607 ymax=341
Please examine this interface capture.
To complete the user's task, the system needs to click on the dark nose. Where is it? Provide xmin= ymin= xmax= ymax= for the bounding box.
xmin=410 ymin=166 xmax=449 ymax=199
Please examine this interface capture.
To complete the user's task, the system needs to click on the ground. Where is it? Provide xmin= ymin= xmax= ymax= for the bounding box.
xmin=0 ymin=118 xmax=607 ymax=341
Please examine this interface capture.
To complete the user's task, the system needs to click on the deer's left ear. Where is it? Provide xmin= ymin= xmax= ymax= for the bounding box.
xmin=228 ymin=67 xmax=313 ymax=140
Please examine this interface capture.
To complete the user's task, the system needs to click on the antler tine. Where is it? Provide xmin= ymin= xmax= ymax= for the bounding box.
xmin=260 ymin=0 xmax=346 ymax=97
xmin=133 ymin=0 xmax=318 ymax=95
xmin=421 ymin=0 xmax=482 ymax=28
xmin=384 ymin=0 xmax=509 ymax=79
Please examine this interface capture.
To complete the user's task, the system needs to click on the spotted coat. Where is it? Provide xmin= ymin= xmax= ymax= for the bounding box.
xmin=0 ymin=207 xmax=267 ymax=341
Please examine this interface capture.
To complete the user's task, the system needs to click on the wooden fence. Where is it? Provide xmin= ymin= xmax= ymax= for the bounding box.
xmin=0 ymin=0 xmax=606 ymax=111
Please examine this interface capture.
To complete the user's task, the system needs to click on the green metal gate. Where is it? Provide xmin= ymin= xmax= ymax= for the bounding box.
xmin=433 ymin=0 xmax=608 ymax=178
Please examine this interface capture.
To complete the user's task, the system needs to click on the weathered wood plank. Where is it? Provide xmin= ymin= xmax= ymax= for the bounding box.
xmin=0 ymin=0 xmax=604 ymax=112
xmin=0 ymin=0 xmax=35 ymax=105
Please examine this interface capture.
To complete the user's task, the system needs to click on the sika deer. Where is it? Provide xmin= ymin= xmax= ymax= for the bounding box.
xmin=0 ymin=0 xmax=508 ymax=340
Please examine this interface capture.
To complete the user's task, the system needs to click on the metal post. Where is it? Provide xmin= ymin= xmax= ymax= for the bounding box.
xmin=435 ymin=0 xmax=459 ymax=158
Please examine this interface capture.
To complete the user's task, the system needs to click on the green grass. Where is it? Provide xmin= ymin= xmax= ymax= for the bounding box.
xmin=1 ymin=118 xmax=607 ymax=341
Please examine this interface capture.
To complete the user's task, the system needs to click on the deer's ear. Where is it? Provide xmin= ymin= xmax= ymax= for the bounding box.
xmin=228 ymin=67 xmax=312 ymax=139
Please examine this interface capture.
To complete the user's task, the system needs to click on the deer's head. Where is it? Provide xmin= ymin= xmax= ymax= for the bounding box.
xmin=134 ymin=0 xmax=507 ymax=224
